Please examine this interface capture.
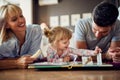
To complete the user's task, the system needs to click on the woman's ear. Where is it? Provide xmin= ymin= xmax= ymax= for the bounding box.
xmin=5 ymin=24 xmax=10 ymax=29
xmin=6 ymin=26 xmax=9 ymax=29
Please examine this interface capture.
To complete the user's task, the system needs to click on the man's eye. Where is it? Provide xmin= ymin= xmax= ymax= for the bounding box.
xmin=103 ymin=31 xmax=108 ymax=33
xmin=92 ymin=28 xmax=96 ymax=32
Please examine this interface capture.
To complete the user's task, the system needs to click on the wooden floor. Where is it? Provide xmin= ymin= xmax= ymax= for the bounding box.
xmin=0 ymin=69 xmax=120 ymax=80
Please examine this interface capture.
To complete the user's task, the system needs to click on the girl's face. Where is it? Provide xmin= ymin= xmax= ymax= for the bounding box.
xmin=57 ymin=38 xmax=70 ymax=50
xmin=7 ymin=12 xmax=26 ymax=34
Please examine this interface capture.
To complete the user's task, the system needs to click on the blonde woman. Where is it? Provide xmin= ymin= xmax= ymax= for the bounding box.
xmin=44 ymin=26 xmax=101 ymax=63
xmin=0 ymin=4 xmax=43 ymax=69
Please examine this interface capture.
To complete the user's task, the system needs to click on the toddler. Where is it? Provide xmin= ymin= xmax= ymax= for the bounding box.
xmin=44 ymin=26 xmax=101 ymax=63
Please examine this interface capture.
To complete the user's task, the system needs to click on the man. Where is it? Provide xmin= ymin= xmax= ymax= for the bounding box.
xmin=74 ymin=2 xmax=120 ymax=63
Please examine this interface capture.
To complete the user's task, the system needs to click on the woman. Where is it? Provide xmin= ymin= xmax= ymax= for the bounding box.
xmin=0 ymin=4 xmax=43 ymax=69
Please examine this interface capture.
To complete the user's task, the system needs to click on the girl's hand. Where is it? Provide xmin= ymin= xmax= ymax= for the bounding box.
xmin=94 ymin=46 xmax=102 ymax=55
xmin=63 ymin=56 xmax=70 ymax=62
xmin=16 ymin=55 xmax=36 ymax=69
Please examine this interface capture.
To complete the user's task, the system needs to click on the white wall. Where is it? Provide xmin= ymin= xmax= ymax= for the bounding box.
xmin=20 ymin=0 xmax=33 ymax=25
xmin=118 ymin=7 xmax=120 ymax=20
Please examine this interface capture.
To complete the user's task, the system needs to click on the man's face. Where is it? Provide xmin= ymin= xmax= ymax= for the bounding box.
xmin=92 ymin=22 xmax=112 ymax=39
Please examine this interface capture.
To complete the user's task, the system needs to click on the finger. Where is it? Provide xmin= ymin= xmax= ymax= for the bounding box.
xmin=109 ymin=47 xmax=120 ymax=52
xmin=112 ymin=55 xmax=120 ymax=63
xmin=95 ymin=46 xmax=102 ymax=53
xmin=21 ymin=55 xmax=31 ymax=58
xmin=113 ymin=59 xmax=120 ymax=63
xmin=115 ymin=53 xmax=120 ymax=57
xmin=26 ymin=57 xmax=36 ymax=61
xmin=16 ymin=61 xmax=28 ymax=69
xmin=108 ymin=47 xmax=117 ymax=52
xmin=18 ymin=57 xmax=34 ymax=64
xmin=109 ymin=52 xmax=116 ymax=56
xmin=26 ymin=60 xmax=34 ymax=64
xmin=25 ymin=58 xmax=36 ymax=64
xmin=21 ymin=63 xmax=28 ymax=69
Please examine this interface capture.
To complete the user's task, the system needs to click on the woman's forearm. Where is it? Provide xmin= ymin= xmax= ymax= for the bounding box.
xmin=0 ymin=58 xmax=19 ymax=69
xmin=0 ymin=56 xmax=38 ymax=69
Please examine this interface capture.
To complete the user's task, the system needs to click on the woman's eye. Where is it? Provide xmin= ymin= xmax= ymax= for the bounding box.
xmin=11 ymin=18 xmax=17 ymax=22
xmin=20 ymin=15 xmax=23 ymax=18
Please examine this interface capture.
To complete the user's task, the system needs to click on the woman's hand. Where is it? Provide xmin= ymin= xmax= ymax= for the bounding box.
xmin=108 ymin=47 xmax=120 ymax=63
xmin=16 ymin=55 xmax=36 ymax=69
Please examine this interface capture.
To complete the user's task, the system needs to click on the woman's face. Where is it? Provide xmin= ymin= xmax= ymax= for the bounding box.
xmin=7 ymin=12 xmax=26 ymax=34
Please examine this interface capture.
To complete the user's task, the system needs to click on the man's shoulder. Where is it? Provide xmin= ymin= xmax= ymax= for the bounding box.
xmin=77 ymin=18 xmax=92 ymax=24
xmin=111 ymin=19 xmax=120 ymax=32
xmin=115 ymin=19 xmax=120 ymax=27
xmin=76 ymin=18 xmax=92 ymax=27
xmin=75 ymin=18 xmax=92 ymax=31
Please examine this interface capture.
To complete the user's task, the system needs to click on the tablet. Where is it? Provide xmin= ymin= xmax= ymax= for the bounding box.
xmin=28 ymin=61 xmax=114 ymax=70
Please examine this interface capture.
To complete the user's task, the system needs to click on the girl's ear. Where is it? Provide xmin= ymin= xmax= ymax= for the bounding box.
xmin=53 ymin=40 xmax=58 ymax=47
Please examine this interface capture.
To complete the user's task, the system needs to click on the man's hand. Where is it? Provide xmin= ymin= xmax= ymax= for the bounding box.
xmin=94 ymin=46 xmax=102 ymax=55
xmin=108 ymin=47 xmax=120 ymax=63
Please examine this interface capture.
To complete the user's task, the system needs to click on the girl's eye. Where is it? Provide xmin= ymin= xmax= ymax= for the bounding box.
xmin=63 ymin=42 xmax=66 ymax=44
xmin=63 ymin=41 xmax=67 ymax=44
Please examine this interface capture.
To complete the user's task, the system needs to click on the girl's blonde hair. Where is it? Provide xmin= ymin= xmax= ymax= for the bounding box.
xmin=44 ymin=26 xmax=72 ymax=44
xmin=0 ymin=4 xmax=22 ymax=44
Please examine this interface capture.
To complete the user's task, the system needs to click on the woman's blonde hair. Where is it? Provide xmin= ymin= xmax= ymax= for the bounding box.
xmin=44 ymin=26 xmax=72 ymax=44
xmin=0 ymin=4 xmax=22 ymax=44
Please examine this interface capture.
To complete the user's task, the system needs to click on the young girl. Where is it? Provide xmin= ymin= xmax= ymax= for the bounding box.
xmin=44 ymin=26 xmax=101 ymax=63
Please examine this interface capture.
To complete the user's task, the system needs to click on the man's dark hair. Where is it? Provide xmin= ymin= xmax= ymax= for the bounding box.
xmin=92 ymin=2 xmax=118 ymax=27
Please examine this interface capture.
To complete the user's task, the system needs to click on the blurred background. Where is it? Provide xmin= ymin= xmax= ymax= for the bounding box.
xmin=0 ymin=0 xmax=120 ymax=56
xmin=0 ymin=0 xmax=119 ymax=29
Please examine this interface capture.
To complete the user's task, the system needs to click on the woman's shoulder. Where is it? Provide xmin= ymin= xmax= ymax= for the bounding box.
xmin=27 ymin=24 xmax=41 ymax=30
xmin=26 ymin=24 xmax=42 ymax=38
xmin=26 ymin=24 xmax=42 ymax=33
